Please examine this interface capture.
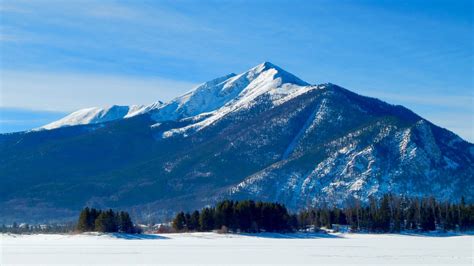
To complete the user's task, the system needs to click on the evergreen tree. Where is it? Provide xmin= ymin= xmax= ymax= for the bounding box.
xmin=118 ymin=211 xmax=134 ymax=233
xmin=273 ymin=202 xmax=288 ymax=232
xmin=260 ymin=202 xmax=275 ymax=231
xmin=215 ymin=200 xmax=235 ymax=230
xmin=459 ymin=196 xmax=470 ymax=231
xmin=189 ymin=210 xmax=200 ymax=231
xmin=298 ymin=210 xmax=310 ymax=230
xmin=172 ymin=212 xmax=186 ymax=231
xmin=378 ymin=195 xmax=391 ymax=232
xmin=235 ymin=201 xmax=256 ymax=232
xmin=390 ymin=196 xmax=403 ymax=232
xmin=94 ymin=212 xmax=107 ymax=232
xmin=184 ymin=213 xmax=192 ymax=230
xmin=89 ymin=208 xmax=100 ymax=231
xmin=95 ymin=209 xmax=118 ymax=233
xmin=443 ymin=203 xmax=455 ymax=230
xmin=199 ymin=208 xmax=215 ymax=231
xmin=77 ymin=207 xmax=91 ymax=232
xmin=289 ymin=214 xmax=298 ymax=231
xmin=406 ymin=200 xmax=418 ymax=230
xmin=334 ymin=208 xmax=347 ymax=225
xmin=420 ymin=200 xmax=436 ymax=231
xmin=319 ymin=208 xmax=331 ymax=229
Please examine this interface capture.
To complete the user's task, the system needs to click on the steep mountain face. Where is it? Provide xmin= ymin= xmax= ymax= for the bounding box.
xmin=227 ymin=87 xmax=473 ymax=209
xmin=0 ymin=62 xmax=472 ymax=223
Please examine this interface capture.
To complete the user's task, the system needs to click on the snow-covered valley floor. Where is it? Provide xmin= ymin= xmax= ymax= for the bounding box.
xmin=1 ymin=232 xmax=472 ymax=265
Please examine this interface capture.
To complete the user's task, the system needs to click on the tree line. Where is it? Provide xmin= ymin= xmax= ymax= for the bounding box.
xmin=76 ymin=207 xmax=139 ymax=233
xmin=173 ymin=195 xmax=474 ymax=233
xmin=173 ymin=201 xmax=295 ymax=233
xmin=298 ymin=195 xmax=473 ymax=232
xmin=0 ymin=223 xmax=75 ymax=234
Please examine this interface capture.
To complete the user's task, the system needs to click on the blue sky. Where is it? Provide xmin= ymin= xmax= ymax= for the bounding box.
xmin=0 ymin=0 xmax=472 ymax=141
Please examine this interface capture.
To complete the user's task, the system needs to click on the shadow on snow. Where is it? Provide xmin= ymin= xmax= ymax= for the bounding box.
xmin=111 ymin=233 xmax=169 ymax=240
xmin=396 ymin=231 xmax=474 ymax=238
xmin=108 ymin=231 xmax=472 ymax=240
xmin=240 ymin=232 xmax=342 ymax=239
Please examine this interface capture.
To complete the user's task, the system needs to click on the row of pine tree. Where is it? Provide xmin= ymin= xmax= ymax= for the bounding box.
xmin=173 ymin=195 xmax=474 ymax=233
xmin=76 ymin=208 xmax=138 ymax=233
xmin=299 ymin=195 xmax=473 ymax=232
xmin=173 ymin=201 xmax=294 ymax=232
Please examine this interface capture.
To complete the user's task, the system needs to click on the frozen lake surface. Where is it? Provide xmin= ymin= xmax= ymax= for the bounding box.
xmin=1 ymin=232 xmax=472 ymax=265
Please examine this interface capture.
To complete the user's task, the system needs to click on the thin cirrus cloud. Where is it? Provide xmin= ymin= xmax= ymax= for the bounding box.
xmin=0 ymin=70 xmax=196 ymax=112
xmin=0 ymin=107 xmax=67 ymax=133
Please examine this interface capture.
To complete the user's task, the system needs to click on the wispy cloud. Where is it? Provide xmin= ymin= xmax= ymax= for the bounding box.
xmin=0 ymin=107 xmax=66 ymax=133
xmin=85 ymin=3 xmax=144 ymax=20
xmin=0 ymin=70 xmax=196 ymax=112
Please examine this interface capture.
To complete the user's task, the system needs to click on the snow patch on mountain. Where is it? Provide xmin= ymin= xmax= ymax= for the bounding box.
xmin=159 ymin=63 xmax=313 ymax=138
xmin=124 ymin=101 xmax=163 ymax=118
xmin=40 ymin=105 xmax=149 ymax=130
xmin=148 ymin=73 xmax=240 ymax=122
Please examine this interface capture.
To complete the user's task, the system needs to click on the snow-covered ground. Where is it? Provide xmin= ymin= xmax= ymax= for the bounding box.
xmin=1 ymin=232 xmax=472 ymax=265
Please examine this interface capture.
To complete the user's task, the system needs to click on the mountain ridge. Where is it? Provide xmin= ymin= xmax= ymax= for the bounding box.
xmin=38 ymin=62 xmax=311 ymax=132
xmin=0 ymin=62 xmax=472 ymax=223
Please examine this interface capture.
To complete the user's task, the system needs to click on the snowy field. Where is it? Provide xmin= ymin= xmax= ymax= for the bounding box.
xmin=1 ymin=232 xmax=472 ymax=265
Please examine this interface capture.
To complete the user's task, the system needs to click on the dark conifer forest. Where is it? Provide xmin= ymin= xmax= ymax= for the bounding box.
xmin=172 ymin=195 xmax=474 ymax=233
xmin=5 ymin=195 xmax=471 ymax=234
xmin=76 ymin=208 xmax=138 ymax=233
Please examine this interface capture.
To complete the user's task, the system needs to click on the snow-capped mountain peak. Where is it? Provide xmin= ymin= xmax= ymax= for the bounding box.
xmin=250 ymin=61 xmax=309 ymax=86
xmin=40 ymin=62 xmax=309 ymax=130
xmin=133 ymin=62 xmax=311 ymax=125
xmin=152 ymin=63 xmax=314 ymax=137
